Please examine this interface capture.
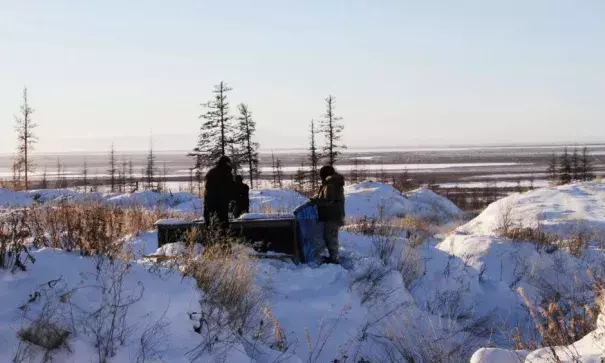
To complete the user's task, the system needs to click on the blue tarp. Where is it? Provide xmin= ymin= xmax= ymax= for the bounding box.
xmin=294 ymin=203 xmax=324 ymax=264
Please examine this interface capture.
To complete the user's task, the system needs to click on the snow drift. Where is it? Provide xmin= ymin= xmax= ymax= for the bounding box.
xmin=344 ymin=182 xmax=464 ymax=222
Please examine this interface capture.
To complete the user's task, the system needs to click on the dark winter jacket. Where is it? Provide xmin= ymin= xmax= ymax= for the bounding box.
xmin=312 ymin=173 xmax=345 ymax=225
xmin=203 ymin=164 xmax=235 ymax=224
xmin=232 ymin=181 xmax=250 ymax=217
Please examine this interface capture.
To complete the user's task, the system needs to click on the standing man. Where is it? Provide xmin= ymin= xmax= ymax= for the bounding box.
xmin=203 ymin=156 xmax=235 ymax=229
xmin=310 ymin=165 xmax=345 ymax=264
xmin=232 ymin=175 xmax=250 ymax=218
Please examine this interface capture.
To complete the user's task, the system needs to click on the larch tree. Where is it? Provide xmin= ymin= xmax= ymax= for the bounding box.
xmin=559 ymin=147 xmax=572 ymax=185
xmin=145 ymin=141 xmax=156 ymax=190
xmin=193 ymin=81 xmax=234 ymax=169
xmin=236 ymin=104 xmax=260 ymax=188
xmin=320 ymin=95 xmax=345 ymax=166
xmin=14 ymin=87 xmax=37 ymax=190
xmin=307 ymin=119 xmax=320 ymax=194
xmin=108 ymin=144 xmax=117 ymax=192
xmin=581 ymin=147 xmax=595 ymax=181
xmin=546 ymin=153 xmax=558 ymax=185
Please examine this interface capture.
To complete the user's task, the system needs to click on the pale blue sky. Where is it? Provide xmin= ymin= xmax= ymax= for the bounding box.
xmin=1 ymin=0 xmax=604 ymax=152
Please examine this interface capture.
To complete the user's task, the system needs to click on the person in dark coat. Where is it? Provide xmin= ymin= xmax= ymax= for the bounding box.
xmin=310 ymin=165 xmax=346 ymax=264
xmin=232 ymin=175 xmax=250 ymax=218
xmin=203 ymin=156 xmax=235 ymax=229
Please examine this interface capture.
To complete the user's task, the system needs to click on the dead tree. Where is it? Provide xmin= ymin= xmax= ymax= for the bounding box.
xmin=14 ymin=87 xmax=37 ymax=190
xmin=320 ymin=95 xmax=345 ymax=166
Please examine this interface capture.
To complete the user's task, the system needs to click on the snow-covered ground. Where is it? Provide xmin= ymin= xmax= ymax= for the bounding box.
xmin=2 ymin=182 xmax=605 ymax=362
xmin=0 ymin=183 xmax=464 ymax=223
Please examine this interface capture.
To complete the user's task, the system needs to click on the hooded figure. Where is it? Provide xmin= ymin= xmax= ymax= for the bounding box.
xmin=310 ymin=165 xmax=345 ymax=263
xmin=204 ymin=156 xmax=235 ymax=228
xmin=232 ymin=175 xmax=250 ymax=218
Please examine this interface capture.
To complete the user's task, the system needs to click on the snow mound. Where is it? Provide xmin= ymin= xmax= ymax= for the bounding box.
xmin=0 ymin=189 xmax=203 ymax=214
xmin=106 ymin=191 xmax=202 ymax=212
xmin=249 ymin=189 xmax=307 ymax=213
xmin=344 ymin=182 xmax=463 ymax=222
xmin=472 ymin=315 xmax=605 ymax=362
xmin=461 ymin=182 xmax=605 ymax=239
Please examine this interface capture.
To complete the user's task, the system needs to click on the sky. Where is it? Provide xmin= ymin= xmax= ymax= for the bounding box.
xmin=1 ymin=0 xmax=604 ymax=153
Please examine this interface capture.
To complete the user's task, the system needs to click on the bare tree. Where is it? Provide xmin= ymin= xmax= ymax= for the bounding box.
xmin=192 ymin=82 xmax=234 ymax=169
xmin=308 ymin=119 xmax=320 ymax=193
xmin=14 ymin=87 xmax=38 ymax=190
xmin=108 ymin=144 xmax=117 ymax=192
xmin=235 ymin=104 xmax=260 ymax=189
xmin=320 ymin=95 xmax=345 ymax=166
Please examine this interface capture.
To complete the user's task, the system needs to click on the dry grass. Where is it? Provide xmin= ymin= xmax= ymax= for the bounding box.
xmin=495 ymin=203 xmax=590 ymax=257
xmin=1 ymin=202 xmax=193 ymax=270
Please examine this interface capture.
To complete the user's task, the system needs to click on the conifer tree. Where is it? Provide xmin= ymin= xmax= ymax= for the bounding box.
xmin=108 ymin=144 xmax=117 ymax=192
xmin=145 ymin=142 xmax=156 ymax=190
xmin=307 ymin=120 xmax=320 ymax=193
xmin=581 ymin=147 xmax=595 ymax=181
xmin=14 ymin=87 xmax=37 ymax=190
xmin=193 ymin=81 xmax=234 ymax=169
xmin=559 ymin=147 xmax=572 ymax=185
xmin=82 ymin=160 xmax=89 ymax=192
xmin=320 ymin=95 xmax=345 ymax=166
xmin=547 ymin=153 xmax=558 ymax=185
xmin=235 ymin=104 xmax=260 ymax=188
xmin=274 ymin=158 xmax=284 ymax=189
